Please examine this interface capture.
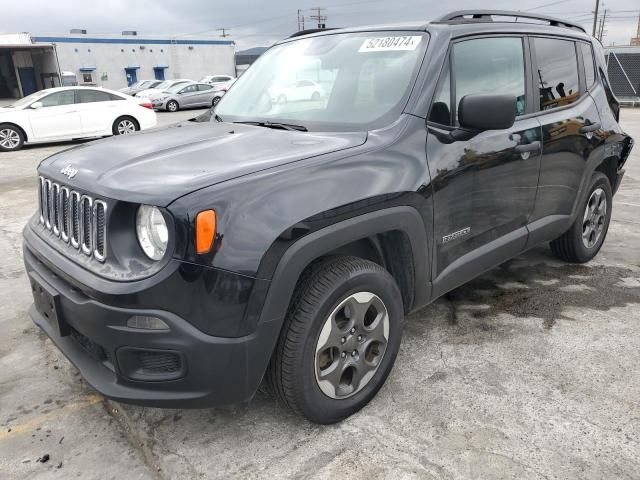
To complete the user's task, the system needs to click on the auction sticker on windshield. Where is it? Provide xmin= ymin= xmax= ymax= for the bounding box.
xmin=358 ymin=36 xmax=422 ymax=52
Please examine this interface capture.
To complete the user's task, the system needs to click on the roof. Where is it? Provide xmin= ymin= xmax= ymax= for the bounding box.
xmin=275 ymin=11 xmax=592 ymax=45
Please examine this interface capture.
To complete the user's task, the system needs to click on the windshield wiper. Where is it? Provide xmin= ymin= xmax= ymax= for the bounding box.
xmin=233 ymin=121 xmax=308 ymax=132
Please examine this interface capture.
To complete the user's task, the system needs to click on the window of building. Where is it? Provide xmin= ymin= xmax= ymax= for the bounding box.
xmin=82 ymin=72 xmax=94 ymax=83
xmin=581 ymin=42 xmax=596 ymax=89
xmin=428 ymin=37 xmax=526 ymax=126
xmin=534 ymin=37 xmax=580 ymax=110
xmin=40 ymin=91 xmax=75 ymax=107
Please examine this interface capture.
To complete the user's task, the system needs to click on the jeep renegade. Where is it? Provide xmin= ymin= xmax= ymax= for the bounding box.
xmin=24 ymin=11 xmax=634 ymax=424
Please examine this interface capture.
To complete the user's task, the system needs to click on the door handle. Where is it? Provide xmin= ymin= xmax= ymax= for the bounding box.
xmin=514 ymin=141 xmax=541 ymax=154
xmin=580 ymin=121 xmax=601 ymax=134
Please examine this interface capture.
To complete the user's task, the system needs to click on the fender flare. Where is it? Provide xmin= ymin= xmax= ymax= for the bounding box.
xmin=257 ymin=205 xmax=431 ymax=328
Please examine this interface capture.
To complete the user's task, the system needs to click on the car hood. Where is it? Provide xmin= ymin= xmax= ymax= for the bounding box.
xmin=38 ymin=121 xmax=367 ymax=207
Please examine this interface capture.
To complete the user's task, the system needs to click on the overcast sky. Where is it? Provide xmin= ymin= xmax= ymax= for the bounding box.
xmin=1 ymin=0 xmax=638 ymax=49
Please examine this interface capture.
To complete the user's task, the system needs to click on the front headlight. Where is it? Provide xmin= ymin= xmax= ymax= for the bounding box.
xmin=136 ymin=205 xmax=168 ymax=261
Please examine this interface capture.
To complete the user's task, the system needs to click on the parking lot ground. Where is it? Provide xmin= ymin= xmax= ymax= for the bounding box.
xmin=1 ymin=109 xmax=639 ymax=479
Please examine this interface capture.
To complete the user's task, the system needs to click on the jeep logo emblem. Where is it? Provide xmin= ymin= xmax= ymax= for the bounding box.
xmin=60 ymin=165 xmax=78 ymax=179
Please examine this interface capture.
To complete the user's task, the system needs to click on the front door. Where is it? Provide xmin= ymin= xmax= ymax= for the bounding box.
xmin=18 ymin=67 xmax=37 ymax=96
xmin=28 ymin=90 xmax=82 ymax=140
xmin=426 ymin=36 xmax=542 ymax=297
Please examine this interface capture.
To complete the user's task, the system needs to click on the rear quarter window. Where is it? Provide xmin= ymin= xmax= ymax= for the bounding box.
xmin=580 ymin=42 xmax=596 ymax=89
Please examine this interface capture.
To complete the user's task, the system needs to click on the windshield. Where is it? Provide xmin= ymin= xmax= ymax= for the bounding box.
xmin=137 ymin=81 xmax=154 ymax=89
xmin=6 ymin=90 xmax=51 ymax=108
xmin=154 ymin=81 xmax=171 ymax=90
xmin=215 ymin=32 xmax=428 ymax=131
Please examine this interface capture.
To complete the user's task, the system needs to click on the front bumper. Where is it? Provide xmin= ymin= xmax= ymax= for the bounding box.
xmin=23 ymin=243 xmax=280 ymax=408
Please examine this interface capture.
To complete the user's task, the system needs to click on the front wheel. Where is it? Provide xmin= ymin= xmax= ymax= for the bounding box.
xmin=212 ymin=96 xmax=222 ymax=107
xmin=550 ymin=171 xmax=612 ymax=263
xmin=112 ymin=116 xmax=139 ymax=136
xmin=267 ymin=256 xmax=404 ymax=424
xmin=0 ymin=124 xmax=24 ymax=152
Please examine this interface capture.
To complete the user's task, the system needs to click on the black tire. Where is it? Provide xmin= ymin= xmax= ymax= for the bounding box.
xmin=266 ymin=256 xmax=404 ymax=424
xmin=212 ymin=96 xmax=222 ymax=107
xmin=112 ymin=116 xmax=139 ymax=136
xmin=0 ymin=123 xmax=25 ymax=152
xmin=166 ymin=100 xmax=179 ymax=112
xmin=550 ymin=171 xmax=612 ymax=263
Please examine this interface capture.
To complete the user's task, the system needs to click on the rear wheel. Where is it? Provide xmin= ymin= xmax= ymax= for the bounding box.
xmin=112 ymin=116 xmax=139 ymax=136
xmin=0 ymin=124 xmax=24 ymax=152
xmin=166 ymin=100 xmax=179 ymax=112
xmin=550 ymin=171 xmax=612 ymax=263
xmin=267 ymin=256 xmax=404 ymax=424
xmin=311 ymin=91 xmax=321 ymax=101
xmin=212 ymin=96 xmax=222 ymax=107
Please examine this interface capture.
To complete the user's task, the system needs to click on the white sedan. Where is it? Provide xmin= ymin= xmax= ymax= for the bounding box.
xmin=269 ymin=80 xmax=325 ymax=104
xmin=0 ymin=86 xmax=157 ymax=152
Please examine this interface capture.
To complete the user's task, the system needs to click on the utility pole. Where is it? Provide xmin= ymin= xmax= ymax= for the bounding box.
xmin=592 ymin=0 xmax=600 ymax=37
xmin=309 ymin=7 xmax=327 ymax=29
xmin=297 ymin=9 xmax=306 ymax=31
xmin=598 ymin=9 xmax=608 ymax=42
xmin=217 ymin=28 xmax=231 ymax=38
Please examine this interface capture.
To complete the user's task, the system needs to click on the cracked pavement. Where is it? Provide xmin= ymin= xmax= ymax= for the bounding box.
xmin=1 ymin=109 xmax=639 ymax=479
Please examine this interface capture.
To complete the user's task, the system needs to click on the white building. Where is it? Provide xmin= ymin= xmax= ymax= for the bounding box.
xmin=0 ymin=31 xmax=236 ymax=99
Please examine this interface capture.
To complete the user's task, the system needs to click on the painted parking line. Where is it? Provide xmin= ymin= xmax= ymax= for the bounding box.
xmin=0 ymin=394 xmax=102 ymax=441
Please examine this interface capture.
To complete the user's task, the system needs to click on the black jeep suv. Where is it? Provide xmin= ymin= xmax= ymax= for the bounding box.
xmin=24 ymin=11 xmax=633 ymax=424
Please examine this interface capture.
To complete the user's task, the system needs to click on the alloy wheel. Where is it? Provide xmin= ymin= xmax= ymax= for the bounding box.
xmin=314 ymin=292 xmax=389 ymax=399
xmin=582 ymin=187 xmax=607 ymax=249
xmin=117 ymin=119 xmax=136 ymax=135
xmin=0 ymin=128 xmax=20 ymax=149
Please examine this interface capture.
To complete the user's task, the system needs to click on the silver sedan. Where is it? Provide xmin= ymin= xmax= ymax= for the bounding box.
xmin=149 ymin=82 xmax=220 ymax=112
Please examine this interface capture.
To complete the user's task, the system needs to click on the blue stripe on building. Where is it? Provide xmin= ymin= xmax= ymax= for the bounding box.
xmin=32 ymin=36 xmax=235 ymax=46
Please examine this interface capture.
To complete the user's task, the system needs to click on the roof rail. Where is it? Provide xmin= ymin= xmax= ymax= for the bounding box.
xmin=435 ymin=10 xmax=587 ymax=33
xmin=288 ymin=28 xmax=338 ymax=39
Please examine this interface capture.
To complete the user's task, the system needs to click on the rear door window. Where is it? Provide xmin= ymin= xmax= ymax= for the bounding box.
xmin=77 ymin=90 xmax=121 ymax=103
xmin=533 ymin=37 xmax=580 ymax=110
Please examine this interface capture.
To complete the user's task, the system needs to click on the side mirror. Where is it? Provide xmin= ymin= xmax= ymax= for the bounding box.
xmin=31 ymin=101 xmax=43 ymax=110
xmin=458 ymin=94 xmax=516 ymax=131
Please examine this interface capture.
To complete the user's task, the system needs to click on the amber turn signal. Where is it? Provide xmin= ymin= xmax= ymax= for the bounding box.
xmin=196 ymin=210 xmax=216 ymax=254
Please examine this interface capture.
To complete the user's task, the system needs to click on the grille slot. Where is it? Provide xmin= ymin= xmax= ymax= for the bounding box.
xmin=37 ymin=177 xmax=108 ymax=262
xmin=51 ymin=183 xmax=60 ymax=236
xmin=137 ymin=351 xmax=182 ymax=374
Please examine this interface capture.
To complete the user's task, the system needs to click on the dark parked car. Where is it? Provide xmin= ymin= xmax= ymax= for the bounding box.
xmin=24 ymin=11 xmax=633 ymax=424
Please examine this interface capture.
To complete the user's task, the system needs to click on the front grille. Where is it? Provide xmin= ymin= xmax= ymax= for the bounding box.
xmin=38 ymin=176 xmax=108 ymax=262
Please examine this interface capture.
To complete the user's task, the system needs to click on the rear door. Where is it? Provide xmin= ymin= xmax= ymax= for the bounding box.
xmin=196 ymin=83 xmax=214 ymax=106
xmin=27 ymin=90 xmax=82 ymax=140
xmin=527 ymin=36 xmax=603 ymax=234
xmin=426 ymin=35 xmax=542 ymax=296
xmin=75 ymin=89 xmax=125 ymax=136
